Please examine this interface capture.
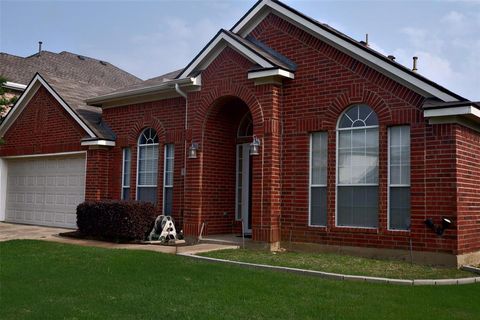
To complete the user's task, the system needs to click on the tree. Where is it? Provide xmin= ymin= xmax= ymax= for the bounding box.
xmin=0 ymin=76 xmax=18 ymax=119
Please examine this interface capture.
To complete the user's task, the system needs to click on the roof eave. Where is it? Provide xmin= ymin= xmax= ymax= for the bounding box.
xmin=85 ymin=76 xmax=200 ymax=106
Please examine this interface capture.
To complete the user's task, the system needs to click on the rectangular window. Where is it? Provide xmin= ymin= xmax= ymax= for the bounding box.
xmin=121 ymin=148 xmax=131 ymax=200
xmin=337 ymin=128 xmax=379 ymax=228
xmin=388 ymin=126 xmax=410 ymax=230
xmin=310 ymin=132 xmax=328 ymax=226
xmin=163 ymin=144 xmax=174 ymax=215
xmin=137 ymin=144 xmax=159 ymax=203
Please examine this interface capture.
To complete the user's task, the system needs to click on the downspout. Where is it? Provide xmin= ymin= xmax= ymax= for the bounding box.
xmin=175 ymin=83 xmax=188 ymax=229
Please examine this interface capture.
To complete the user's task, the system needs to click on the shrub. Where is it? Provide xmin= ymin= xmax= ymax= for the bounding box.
xmin=76 ymin=201 xmax=158 ymax=241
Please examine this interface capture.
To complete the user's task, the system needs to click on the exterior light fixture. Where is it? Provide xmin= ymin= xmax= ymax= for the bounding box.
xmin=250 ymin=135 xmax=261 ymax=156
xmin=424 ymin=217 xmax=453 ymax=236
xmin=188 ymin=142 xmax=199 ymax=159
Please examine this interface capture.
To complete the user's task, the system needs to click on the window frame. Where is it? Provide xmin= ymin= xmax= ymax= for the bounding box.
xmin=136 ymin=128 xmax=159 ymax=203
xmin=309 ymin=131 xmax=328 ymax=227
xmin=335 ymin=105 xmax=380 ymax=229
xmin=163 ymin=144 xmax=174 ymax=215
xmin=121 ymin=148 xmax=131 ymax=200
xmin=387 ymin=125 xmax=411 ymax=231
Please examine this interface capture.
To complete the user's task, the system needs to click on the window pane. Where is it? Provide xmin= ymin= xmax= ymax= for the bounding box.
xmin=310 ymin=187 xmax=327 ymax=226
xmin=311 ymin=132 xmax=327 ymax=185
xmin=337 ymin=186 xmax=378 ymax=228
xmin=389 ymin=187 xmax=410 ymax=230
xmin=138 ymin=187 xmax=157 ymax=203
xmin=164 ymin=187 xmax=173 ymax=216
xmin=122 ymin=187 xmax=130 ymax=201
xmin=389 ymin=126 xmax=410 ymax=186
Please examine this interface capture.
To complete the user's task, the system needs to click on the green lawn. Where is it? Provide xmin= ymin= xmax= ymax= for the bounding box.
xmin=0 ymin=241 xmax=479 ymax=320
xmin=201 ymin=249 xmax=473 ymax=279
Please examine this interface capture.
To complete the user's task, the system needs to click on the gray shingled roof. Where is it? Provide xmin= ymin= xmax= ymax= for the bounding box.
xmin=0 ymin=51 xmax=141 ymax=88
xmin=0 ymin=50 xmax=142 ymax=140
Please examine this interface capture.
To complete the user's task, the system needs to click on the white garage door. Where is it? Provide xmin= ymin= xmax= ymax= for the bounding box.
xmin=5 ymin=154 xmax=86 ymax=228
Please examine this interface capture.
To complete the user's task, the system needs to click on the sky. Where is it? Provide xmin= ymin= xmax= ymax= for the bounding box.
xmin=1 ymin=0 xmax=479 ymax=100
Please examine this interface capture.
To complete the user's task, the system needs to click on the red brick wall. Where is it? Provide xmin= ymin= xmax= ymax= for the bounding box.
xmin=249 ymin=13 xmax=459 ymax=253
xmin=0 ymin=86 xmax=86 ymax=156
xmin=455 ymin=125 xmax=480 ymax=254
xmin=100 ymin=98 xmax=186 ymax=225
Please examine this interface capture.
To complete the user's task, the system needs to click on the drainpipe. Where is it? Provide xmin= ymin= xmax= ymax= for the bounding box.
xmin=175 ymin=83 xmax=188 ymax=229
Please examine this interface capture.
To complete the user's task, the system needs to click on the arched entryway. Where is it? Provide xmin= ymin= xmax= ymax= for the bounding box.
xmin=201 ymin=96 xmax=255 ymax=236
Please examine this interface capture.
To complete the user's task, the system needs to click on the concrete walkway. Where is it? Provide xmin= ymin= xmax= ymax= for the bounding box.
xmin=0 ymin=222 xmax=238 ymax=255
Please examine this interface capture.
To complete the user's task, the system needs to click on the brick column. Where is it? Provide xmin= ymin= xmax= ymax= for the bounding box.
xmin=85 ymin=146 xmax=110 ymax=201
xmin=251 ymin=85 xmax=282 ymax=249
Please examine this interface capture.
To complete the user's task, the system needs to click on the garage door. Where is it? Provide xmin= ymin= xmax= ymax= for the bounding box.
xmin=5 ymin=154 xmax=86 ymax=228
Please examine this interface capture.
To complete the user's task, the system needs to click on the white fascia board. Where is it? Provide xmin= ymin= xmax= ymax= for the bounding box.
xmin=0 ymin=158 xmax=7 ymax=221
xmin=233 ymin=0 xmax=459 ymax=102
xmin=4 ymin=81 xmax=27 ymax=91
xmin=85 ymin=77 xmax=199 ymax=105
xmin=424 ymin=105 xmax=480 ymax=119
xmin=0 ymin=74 xmax=97 ymax=138
xmin=81 ymin=140 xmax=116 ymax=147
xmin=178 ymin=32 xmax=274 ymax=79
xmin=248 ymin=68 xmax=295 ymax=79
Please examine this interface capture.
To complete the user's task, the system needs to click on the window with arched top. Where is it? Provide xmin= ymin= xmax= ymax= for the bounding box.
xmin=237 ymin=113 xmax=253 ymax=137
xmin=137 ymin=128 xmax=159 ymax=203
xmin=337 ymin=104 xmax=379 ymax=228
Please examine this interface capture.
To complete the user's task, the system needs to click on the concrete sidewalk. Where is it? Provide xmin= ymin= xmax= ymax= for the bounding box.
xmin=0 ymin=222 xmax=238 ymax=255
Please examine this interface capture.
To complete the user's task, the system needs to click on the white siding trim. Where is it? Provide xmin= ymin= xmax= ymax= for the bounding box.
xmin=0 ymin=74 xmax=97 ymax=138
xmin=0 ymin=158 xmax=8 ymax=221
xmin=232 ymin=0 xmax=460 ymax=102
xmin=178 ymin=31 xmax=274 ymax=78
xmin=248 ymin=68 xmax=295 ymax=79
xmin=424 ymin=105 xmax=480 ymax=119
xmin=81 ymin=140 xmax=116 ymax=147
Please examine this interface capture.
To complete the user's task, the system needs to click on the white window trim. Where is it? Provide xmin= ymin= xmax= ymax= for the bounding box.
xmin=121 ymin=148 xmax=131 ymax=200
xmin=335 ymin=108 xmax=379 ymax=229
xmin=163 ymin=144 xmax=174 ymax=215
xmin=387 ymin=126 xmax=411 ymax=231
xmin=136 ymin=138 xmax=159 ymax=201
xmin=309 ymin=133 xmax=328 ymax=227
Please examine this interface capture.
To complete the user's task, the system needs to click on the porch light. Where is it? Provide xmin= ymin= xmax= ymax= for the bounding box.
xmin=250 ymin=135 xmax=261 ymax=156
xmin=188 ymin=142 xmax=199 ymax=159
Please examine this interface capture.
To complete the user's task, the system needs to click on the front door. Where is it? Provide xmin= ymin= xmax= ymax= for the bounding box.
xmin=236 ymin=143 xmax=252 ymax=234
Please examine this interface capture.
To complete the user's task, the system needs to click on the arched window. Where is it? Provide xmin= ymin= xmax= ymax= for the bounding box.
xmin=337 ymin=104 xmax=379 ymax=228
xmin=237 ymin=113 xmax=253 ymax=137
xmin=137 ymin=128 xmax=159 ymax=203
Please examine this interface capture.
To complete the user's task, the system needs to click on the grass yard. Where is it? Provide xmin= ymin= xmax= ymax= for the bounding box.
xmin=0 ymin=240 xmax=479 ymax=320
xmin=201 ymin=249 xmax=473 ymax=280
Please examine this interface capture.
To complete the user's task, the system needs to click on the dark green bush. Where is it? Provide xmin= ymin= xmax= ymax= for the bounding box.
xmin=76 ymin=201 xmax=157 ymax=241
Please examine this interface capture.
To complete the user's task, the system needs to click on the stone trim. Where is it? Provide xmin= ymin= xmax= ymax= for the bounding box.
xmin=179 ymin=253 xmax=480 ymax=286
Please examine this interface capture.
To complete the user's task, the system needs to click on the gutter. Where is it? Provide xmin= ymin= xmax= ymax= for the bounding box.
xmin=85 ymin=76 xmax=201 ymax=106
xmin=3 ymin=81 xmax=27 ymax=92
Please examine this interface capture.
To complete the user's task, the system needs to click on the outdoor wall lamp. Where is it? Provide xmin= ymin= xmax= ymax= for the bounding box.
xmin=250 ymin=135 xmax=261 ymax=156
xmin=188 ymin=142 xmax=200 ymax=159
xmin=425 ymin=217 xmax=452 ymax=236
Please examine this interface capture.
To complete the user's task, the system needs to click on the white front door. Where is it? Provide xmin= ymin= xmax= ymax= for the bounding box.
xmin=236 ymin=143 xmax=251 ymax=234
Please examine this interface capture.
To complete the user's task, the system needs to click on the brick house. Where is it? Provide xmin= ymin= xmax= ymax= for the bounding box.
xmin=1 ymin=0 xmax=479 ymax=266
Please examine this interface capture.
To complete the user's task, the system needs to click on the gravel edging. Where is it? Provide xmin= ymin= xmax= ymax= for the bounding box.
xmin=178 ymin=253 xmax=480 ymax=286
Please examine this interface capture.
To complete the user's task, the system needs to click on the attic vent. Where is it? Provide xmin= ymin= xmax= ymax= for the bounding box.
xmin=77 ymin=55 xmax=85 ymax=60
xmin=387 ymin=55 xmax=396 ymax=61
xmin=99 ymin=61 xmax=107 ymax=66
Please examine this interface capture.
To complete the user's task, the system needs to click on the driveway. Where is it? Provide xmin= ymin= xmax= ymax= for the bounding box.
xmin=0 ymin=222 xmax=69 ymax=242
xmin=0 ymin=222 xmax=238 ymax=254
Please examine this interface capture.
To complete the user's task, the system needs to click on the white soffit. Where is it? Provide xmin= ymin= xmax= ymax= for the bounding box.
xmin=81 ymin=139 xmax=116 ymax=147
xmin=248 ymin=68 xmax=294 ymax=79
xmin=232 ymin=0 xmax=461 ymax=102
xmin=424 ymin=105 xmax=480 ymax=120
xmin=0 ymin=74 xmax=97 ymax=138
